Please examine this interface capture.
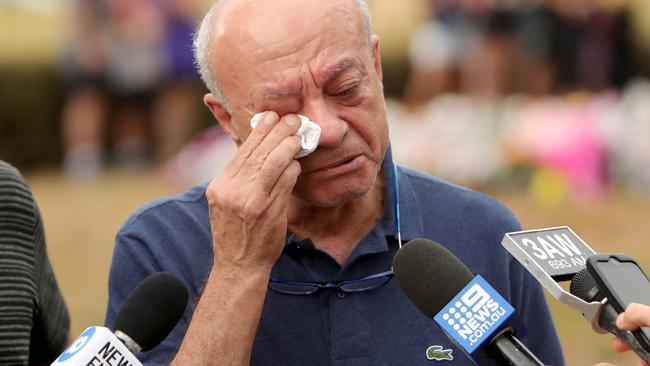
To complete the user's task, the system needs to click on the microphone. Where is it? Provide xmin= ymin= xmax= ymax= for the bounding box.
xmin=51 ymin=272 xmax=188 ymax=366
xmin=393 ymin=238 xmax=545 ymax=366
xmin=501 ymin=227 xmax=650 ymax=363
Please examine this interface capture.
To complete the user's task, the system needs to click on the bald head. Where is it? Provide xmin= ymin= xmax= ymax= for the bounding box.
xmin=193 ymin=0 xmax=374 ymax=113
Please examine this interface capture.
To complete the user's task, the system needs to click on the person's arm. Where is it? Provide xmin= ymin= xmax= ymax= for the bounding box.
xmin=170 ymin=112 xmax=302 ymax=366
xmin=28 ymin=203 xmax=71 ymax=365
xmin=0 ymin=162 xmax=70 ymax=365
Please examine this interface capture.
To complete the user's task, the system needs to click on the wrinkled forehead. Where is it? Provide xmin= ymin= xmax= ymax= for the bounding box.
xmin=211 ymin=0 xmax=370 ymax=106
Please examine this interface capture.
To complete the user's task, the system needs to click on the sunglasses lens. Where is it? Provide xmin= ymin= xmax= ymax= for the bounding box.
xmin=269 ymin=282 xmax=319 ymax=295
xmin=340 ymin=276 xmax=392 ymax=293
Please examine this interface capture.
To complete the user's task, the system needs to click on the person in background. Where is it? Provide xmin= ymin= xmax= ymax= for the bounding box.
xmin=152 ymin=0 xmax=205 ymax=162
xmin=60 ymin=0 xmax=110 ymax=178
xmin=61 ymin=0 xmax=204 ymax=177
xmin=0 ymin=161 xmax=70 ymax=365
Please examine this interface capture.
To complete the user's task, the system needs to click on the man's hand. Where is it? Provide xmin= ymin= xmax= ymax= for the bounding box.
xmin=206 ymin=111 xmax=302 ymax=272
xmin=594 ymin=303 xmax=650 ymax=366
xmin=615 ymin=303 xmax=650 ymax=333
xmin=609 ymin=303 xmax=650 ymax=366
xmin=171 ymin=112 xmax=302 ymax=366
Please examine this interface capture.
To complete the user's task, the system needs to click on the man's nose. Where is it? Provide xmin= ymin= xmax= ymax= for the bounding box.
xmin=301 ymin=98 xmax=348 ymax=148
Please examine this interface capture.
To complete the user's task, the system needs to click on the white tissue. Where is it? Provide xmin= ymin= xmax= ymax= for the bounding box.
xmin=250 ymin=112 xmax=321 ymax=158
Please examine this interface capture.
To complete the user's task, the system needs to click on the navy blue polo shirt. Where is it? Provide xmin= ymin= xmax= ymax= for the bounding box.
xmin=105 ymin=149 xmax=565 ymax=365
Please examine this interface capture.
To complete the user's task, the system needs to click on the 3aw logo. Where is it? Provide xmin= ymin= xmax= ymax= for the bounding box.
xmin=434 ymin=276 xmax=514 ymax=353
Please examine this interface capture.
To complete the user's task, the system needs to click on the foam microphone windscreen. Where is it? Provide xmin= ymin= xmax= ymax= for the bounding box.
xmin=570 ymin=268 xmax=604 ymax=303
xmin=114 ymin=272 xmax=189 ymax=352
xmin=393 ymin=238 xmax=474 ymax=318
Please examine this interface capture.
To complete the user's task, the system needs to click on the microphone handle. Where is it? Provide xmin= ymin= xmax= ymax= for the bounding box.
xmin=487 ymin=328 xmax=545 ymax=366
xmin=599 ymin=304 xmax=650 ymax=364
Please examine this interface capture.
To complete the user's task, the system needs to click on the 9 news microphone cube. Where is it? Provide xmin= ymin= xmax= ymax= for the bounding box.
xmin=434 ymin=275 xmax=515 ymax=354
xmin=51 ymin=326 xmax=143 ymax=366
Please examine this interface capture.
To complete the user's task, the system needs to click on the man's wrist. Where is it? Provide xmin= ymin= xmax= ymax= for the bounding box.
xmin=211 ymin=260 xmax=273 ymax=285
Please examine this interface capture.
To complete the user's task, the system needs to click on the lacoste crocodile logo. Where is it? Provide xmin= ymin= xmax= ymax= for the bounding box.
xmin=426 ymin=345 xmax=454 ymax=361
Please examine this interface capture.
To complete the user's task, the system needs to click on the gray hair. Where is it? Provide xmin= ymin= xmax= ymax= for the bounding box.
xmin=193 ymin=0 xmax=374 ymax=113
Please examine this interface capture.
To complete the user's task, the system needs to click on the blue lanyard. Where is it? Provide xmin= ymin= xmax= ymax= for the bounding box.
xmin=393 ymin=163 xmax=402 ymax=249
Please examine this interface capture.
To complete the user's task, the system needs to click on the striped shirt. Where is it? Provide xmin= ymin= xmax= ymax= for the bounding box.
xmin=0 ymin=161 xmax=70 ymax=365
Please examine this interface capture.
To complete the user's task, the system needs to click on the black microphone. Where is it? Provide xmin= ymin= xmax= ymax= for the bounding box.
xmin=114 ymin=272 xmax=189 ymax=352
xmin=51 ymin=272 xmax=188 ymax=365
xmin=393 ymin=238 xmax=545 ymax=366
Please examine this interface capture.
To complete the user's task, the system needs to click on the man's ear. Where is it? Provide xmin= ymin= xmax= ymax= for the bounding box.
xmin=204 ymin=93 xmax=242 ymax=143
xmin=371 ymin=34 xmax=383 ymax=85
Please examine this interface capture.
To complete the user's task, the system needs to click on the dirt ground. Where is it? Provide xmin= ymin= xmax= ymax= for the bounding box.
xmin=26 ymin=170 xmax=650 ymax=365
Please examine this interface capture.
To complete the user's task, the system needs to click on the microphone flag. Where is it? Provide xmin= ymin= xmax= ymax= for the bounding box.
xmin=51 ymin=326 xmax=143 ymax=366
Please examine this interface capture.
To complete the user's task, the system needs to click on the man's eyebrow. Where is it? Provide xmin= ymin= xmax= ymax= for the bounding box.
xmin=259 ymin=86 xmax=298 ymax=100
xmin=322 ymin=57 xmax=357 ymax=84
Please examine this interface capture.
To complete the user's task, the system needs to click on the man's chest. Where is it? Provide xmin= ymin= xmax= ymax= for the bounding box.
xmin=249 ymin=281 xmax=491 ymax=366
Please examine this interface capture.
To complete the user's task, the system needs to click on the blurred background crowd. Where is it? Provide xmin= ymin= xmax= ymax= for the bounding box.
xmin=394 ymin=0 xmax=650 ymax=206
xmin=3 ymin=0 xmax=650 ymax=203
xmin=1 ymin=0 xmax=650 ymax=365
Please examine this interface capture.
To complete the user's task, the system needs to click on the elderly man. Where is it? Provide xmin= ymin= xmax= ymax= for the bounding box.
xmin=105 ymin=0 xmax=565 ymax=365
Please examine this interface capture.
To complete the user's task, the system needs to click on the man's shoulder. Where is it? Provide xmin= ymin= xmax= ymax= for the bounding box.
xmin=0 ymin=161 xmax=31 ymax=196
xmin=398 ymin=166 xmax=521 ymax=274
xmin=111 ymin=182 xmax=213 ymax=288
xmin=0 ymin=161 xmax=21 ymax=179
xmin=400 ymin=166 xmax=519 ymax=227
xmin=0 ymin=161 xmax=36 ymax=226
xmin=118 ymin=183 xmax=209 ymax=237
